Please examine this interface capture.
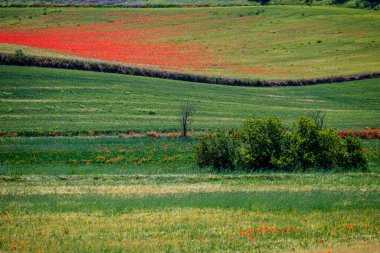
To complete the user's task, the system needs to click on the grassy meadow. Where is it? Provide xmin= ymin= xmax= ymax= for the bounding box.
xmin=1 ymin=4 xmax=380 ymax=253
xmin=1 ymin=65 xmax=379 ymax=133
xmin=0 ymin=136 xmax=379 ymax=175
xmin=1 ymin=6 xmax=380 ymax=79
xmin=1 ymin=173 xmax=380 ymax=252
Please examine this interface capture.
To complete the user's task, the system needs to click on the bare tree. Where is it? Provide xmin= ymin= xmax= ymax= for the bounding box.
xmin=180 ymin=102 xmax=196 ymax=138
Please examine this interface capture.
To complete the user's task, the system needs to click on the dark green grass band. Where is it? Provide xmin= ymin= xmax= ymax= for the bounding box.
xmin=1 ymin=52 xmax=380 ymax=88
xmin=1 ymin=190 xmax=379 ymax=214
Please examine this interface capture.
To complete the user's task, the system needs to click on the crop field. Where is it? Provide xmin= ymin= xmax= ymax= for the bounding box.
xmin=1 ymin=172 xmax=379 ymax=252
xmin=1 ymin=6 xmax=380 ymax=79
xmin=1 ymin=65 xmax=379 ymax=133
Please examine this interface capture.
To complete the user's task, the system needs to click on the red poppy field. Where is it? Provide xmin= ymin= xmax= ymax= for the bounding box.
xmin=1 ymin=6 xmax=380 ymax=79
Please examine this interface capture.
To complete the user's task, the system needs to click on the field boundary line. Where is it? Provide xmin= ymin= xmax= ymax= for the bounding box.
xmin=1 ymin=52 xmax=380 ymax=87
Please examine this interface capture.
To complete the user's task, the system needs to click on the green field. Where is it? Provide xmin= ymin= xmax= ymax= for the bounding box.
xmin=0 ymin=136 xmax=379 ymax=175
xmin=1 ymin=65 xmax=379 ymax=133
xmin=1 ymin=135 xmax=379 ymax=251
xmin=1 ymin=173 xmax=379 ymax=252
xmin=1 ymin=6 xmax=379 ymax=79
xmin=1 ymin=4 xmax=380 ymax=252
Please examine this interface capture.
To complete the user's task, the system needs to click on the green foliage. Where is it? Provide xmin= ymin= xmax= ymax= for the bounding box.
xmin=240 ymin=118 xmax=285 ymax=170
xmin=305 ymin=0 xmax=314 ymax=5
xmin=14 ymin=49 xmax=29 ymax=62
xmin=340 ymin=136 xmax=368 ymax=170
xmin=196 ymin=117 xmax=368 ymax=171
xmin=195 ymin=130 xmax=241 ymax=171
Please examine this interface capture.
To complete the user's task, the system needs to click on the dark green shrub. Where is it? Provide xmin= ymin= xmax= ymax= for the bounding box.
xmin=295 ymin=117 xmax=321 ymax=169
xmin=240 ymin=118 xmax=285 ymax=170
xmin=291 ymin=117 xmax=348 ymax=170
xmin=195 ymin=116 xmax=367 ymax=172
xmin=339 ymin=136 xmax=368 ymax=171
xmin=271 ymin=131 xmax=300 ymax=171
xmin=195 ymin=130 xmax=241 ymax=171
xmin=315 ymin=129 xmax=343 ymax=169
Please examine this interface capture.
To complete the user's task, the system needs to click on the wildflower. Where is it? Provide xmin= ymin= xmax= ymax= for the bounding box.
xmin=163 ymin=145 xmax=168 ymax=150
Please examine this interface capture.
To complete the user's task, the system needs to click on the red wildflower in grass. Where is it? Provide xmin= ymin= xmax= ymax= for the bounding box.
xmin=147 ymin=156 xmax=153 ymax=160
xmin=163 ymin=146 xmax=168 ymax=151
xmin=347 ymin=224 xmax=354 ymax=230
xmin=264 ymin=226 xmax=269 ymax=232
xmin=289 ymin=226 xmax=294 ymax=233
xmin=8 ymin=220 xmax=12 ymax=224
xmin=248 ymin=237 xmax=256 ymax=241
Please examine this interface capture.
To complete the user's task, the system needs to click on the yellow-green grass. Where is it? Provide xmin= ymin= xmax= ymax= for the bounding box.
xmin=1 ymin=65 xmax=379 ymax=133
xmin=1 ymin=6 xmax=379 ymax=79
xmin=0 ymin=173 xmax=379 ymax=252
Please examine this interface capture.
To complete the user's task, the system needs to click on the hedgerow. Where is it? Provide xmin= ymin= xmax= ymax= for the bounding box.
xmin=1 ymin=51 xmax=380 ymax=87
xmin=195 ymin=117 xmax=368 ymax=172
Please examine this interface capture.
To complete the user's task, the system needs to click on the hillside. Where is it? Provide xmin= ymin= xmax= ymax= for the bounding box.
xmin=1 ymin=65 xmax=379 ymax=133
xmin=1 ymin=6 xmax=379 ymax=80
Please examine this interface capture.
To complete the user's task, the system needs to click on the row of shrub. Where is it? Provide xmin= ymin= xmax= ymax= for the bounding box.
xmin=195 ymin=117 xmax=368 ymax=172
xmin=2 ymin=51 xmax=380 ymax=88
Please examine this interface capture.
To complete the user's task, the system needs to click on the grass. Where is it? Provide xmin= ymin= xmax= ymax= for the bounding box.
xmin=1 ymin=173 xmax=379 ymax=252
xmin=0 ymin=5 xmax=379 ymax=252
xmin=0 ymin=6 xmax=379 ymax=79
xmin=0 ymin=136 xmax=379 ymax=175
xmin=0 ymin=65 xmax=379 ymax=133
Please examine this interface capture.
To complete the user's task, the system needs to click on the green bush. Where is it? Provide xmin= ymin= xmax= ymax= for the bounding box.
xmin=195 ymin=116 xmax=368 ymax=172
xmin=339 ymin=136 xmax=368 ymax=170
xmin=195 ymin=130 xmax=241 ymax=171
xmin=240 ymin=118 xmax=285 ymax=170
